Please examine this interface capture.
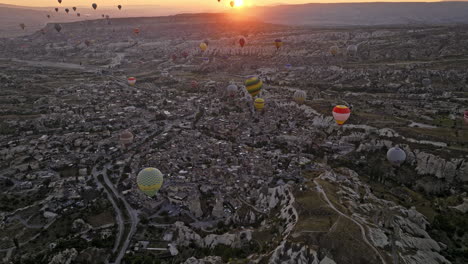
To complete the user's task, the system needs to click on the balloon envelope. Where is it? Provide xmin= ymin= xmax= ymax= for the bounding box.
xmin=199 ymin=42 xmax=207 ymax=52
xmin=92 ymin=3 xmax=97 ymax=10
xmin=230 ymin=1 xmax=235 ymax=7
xmin=245 ymin=76 xmax=263 ymax=97
xmin=119 ymin=130 xmax=134 ymax=147
xmin=128 ymin=77 xmax=136 ymax=86
xmin=239 ymin=38 xmax=246 ymax=48
xmin=275 ymin=39 xmax=283 ymax=49
xmin=293 ymin=90 xmax=307 ymax=104
xmin=254 ymin=98 xmax=265 ymax=110
xmin=332 ymin=105 xmax=351 ymax=125
xmin=347 ymin=45 xmax=357 ymax=57
xmin=387 ymin=147 xmax=406 ymax=166
xmin=227 ymin=84 xmax=238 ymax=97
xmin=137 ymin=168 xmax=163 ymax=197
xmin=329 ymin=46 xmax=339 ymax=56
xmin=54 ymin=24 xmax=62 ymax=33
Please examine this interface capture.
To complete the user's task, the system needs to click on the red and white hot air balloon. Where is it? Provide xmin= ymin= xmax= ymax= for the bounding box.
xmin=332 ymin=105 xmax=351 ymax=126
xmin=127 ymin=77 xmax=136 ymax=86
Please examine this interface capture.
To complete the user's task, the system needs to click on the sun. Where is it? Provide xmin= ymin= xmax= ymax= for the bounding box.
xmin=234 ymin=0 xmax=244 ymax=7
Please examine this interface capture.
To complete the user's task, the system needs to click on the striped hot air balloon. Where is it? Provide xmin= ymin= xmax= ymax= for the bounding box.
xmin=293 ymin=90 xmax=307 ymax=104
xmin=127 ymin=77 xmax=136 ymax=86
xmin=387 ymin=147 xmax=406 ymax=166
xmin=137 ymin=168 xmax=163 ymax=197
xmin=245 ymin=76 xmax=263 ymax=97
xmin=254 ymin=98 xmax=265 ymax=111
xmin=274 ymin=39 xmax=283 ymax=50
xmin=332 ymin=105 xmax=351 ymax=125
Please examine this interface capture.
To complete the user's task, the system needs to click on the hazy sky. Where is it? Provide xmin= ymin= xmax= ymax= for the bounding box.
xmin=1 ymin=0 xmax=443 ymax=8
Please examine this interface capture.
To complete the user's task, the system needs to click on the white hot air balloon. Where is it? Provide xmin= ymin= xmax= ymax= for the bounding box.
xmin=387 ymin=147 xmax=407 ymax=166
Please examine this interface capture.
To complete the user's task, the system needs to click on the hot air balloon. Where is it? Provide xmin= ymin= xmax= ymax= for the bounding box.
xmin=73 ymin=7 xmax=77 ymax=11
xmin=464 ymin=110 xmax=468 ymax=124
xmin=191 ymin=80 xmax=199 ymax=89
xmin=58 ymin=0 xmax=62 ymax=3
xmin=245 ymin=76 xmax=263 ymax=97
xmin=332 ymin=105 xmax=351 ymax=125
xmin=92 ymin=3 xmax=97 ymax=10
xmin=54 ymin=24 xmax=62 ymax=33
xmin=101 ymin=14 xmax=105 ymax=18
xmin=274 ymin=39 xmax=283 ymax=50
xmin=137 ymin=168 xmax=164 ymax=197
xmin=239 ymin=38 xmax=246 ymax=48
xmin=218 ymin=0 xmax=221 ymax=2
xmin=254 ymin=98 xmax=265 ymax=111
xmin=55 ymin=8 xmax=59 ymax=12
xmin=134 ymin=28 xmax=140 ymax=35
xmin=118 ymin=5 xmax=122 ymax=10
xmin=329 ymin=45 xmax=339 ymax=56
xmin=65 ymin=8 xmax=69 ymax=14
xmin=422 ymin=78 xmax=431 ymax=88
xmin=128 ymin=77 xmax=136 ymax=86
xmin=230 ymin=1 xmax=235 ymax=7
xmin=293 ymin=90 xmax=307 ymax=104
xmin=119 ymin=130 xmax=134 ymax=148
xmin=199 ymin=42 xmax=208 ymax=52
xmin=226 ymin=84 xmax=238 ymax=97
xmin=77 ymin=13 xmax=80 ymax=17
xmin=19 ymin=23 xmax=25 ymax=30
xmin=47 ymin=14 xmax=51 ymax=18
xmin=387 ymin=147 xmax=406 ymax=166
xmin=347 ymin=45 xmax=357 ymax=57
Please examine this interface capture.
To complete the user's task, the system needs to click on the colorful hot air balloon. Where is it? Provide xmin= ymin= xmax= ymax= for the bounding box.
xmin=347 ymin=45 xmax=357 ymax=57
xmin=329 ymin=45 xmax=339 ymax=56
xmin=464 ymin=110 xmax=468 ymax=124
xmin=128 ymin=77 xmax=136 ymax=86
xmin=274 ymin=39 xmax=283 ymax=50
xmin=332 ymin=105 xmax=351 ymax=125
xmin=254 ymin=98 xmax=265 ymax=111
xmin=245 ymin=76 xmax=263 ymax=97
xmin=137 ymin=168 xmax=164 ymax=197
xmin=226 ymin=84 xmax=238 ymax=97
xmin=199 ymin=42 xmax=208 ymax=52
xmin=387 ymin=147 xmax=406 ymax=166
xmin=134 ymin=28 xmax=140 ymax=35
xmin=239 ymin=38 xmax=246 ymax=48
xmin=73 ymin=7 xmax=77 ymax=11
xmin=293 ymin=90 xmax=307 ymax=104
xmin=19 ymin=23 xmax=25 ymax=30
xmin=118 ymin=5 xmax=122 ymax=10
xmin=230 ymin=1 xmax=235 ymax=7
xmin=119 ymin=130 xmax=134 ymax=148
xmin=65 ymin=8 xmax=69 ymax=14
xmin=55 ymin=8 xmax=59 ymax=12
xmin=92 ymin=3 xmax=97 ymax=10
xmin=54 ymin=23 xmax=62 ymax=33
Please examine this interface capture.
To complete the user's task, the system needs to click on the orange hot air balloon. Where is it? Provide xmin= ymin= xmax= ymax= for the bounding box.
xmin=239 ymin=38 xmax=246 ymax=48
xmin=332 ymin=105 xmax=351 ymax=125
xmin=134 ymin=28 xmax=140 ymax=35
xmin=230 ymin=1 xmax=235 ymax=7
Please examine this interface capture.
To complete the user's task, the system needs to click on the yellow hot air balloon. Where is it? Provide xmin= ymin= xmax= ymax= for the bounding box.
xmin=199 ymin=42 xmax=207 ymax=52
xmin=254 ymin=98 xmax=265 ymax=111
xmin=245 ymin=76 xmax=263 ymax=97
xmin=137 ymin=168 xmax=163 ymax=197
xmin=329 ymin=45 xmax=339 ymax=56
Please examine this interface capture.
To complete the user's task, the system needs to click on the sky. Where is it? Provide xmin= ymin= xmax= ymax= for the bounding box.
xmin=0 ymin=0 xmax=444 ymax=8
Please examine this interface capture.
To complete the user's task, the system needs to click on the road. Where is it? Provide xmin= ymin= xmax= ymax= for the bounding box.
xmin=313 ymin=178 xmax=387 ymax=264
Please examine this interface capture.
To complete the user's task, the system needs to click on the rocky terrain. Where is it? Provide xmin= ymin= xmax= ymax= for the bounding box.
xmin=0 ymin=13 xmax=467 ymax=264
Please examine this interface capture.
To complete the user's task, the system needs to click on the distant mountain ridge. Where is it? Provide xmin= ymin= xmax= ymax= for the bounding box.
xmin=246 ymin=2 xmax=468 ymax=26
